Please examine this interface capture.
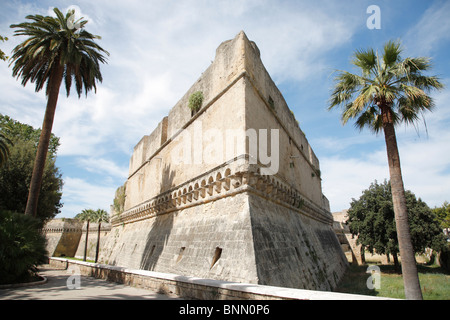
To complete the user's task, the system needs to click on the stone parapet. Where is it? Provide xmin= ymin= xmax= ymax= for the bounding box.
xmin=48 ymin=257 xmax=393 ymax=300
xmin=112 ymin=158 xmax=332 ymax=228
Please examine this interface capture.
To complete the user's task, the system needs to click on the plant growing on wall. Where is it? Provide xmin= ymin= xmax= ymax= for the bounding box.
xmin=113 ymin=183 xmax=126 ymax=215
xmin=188 ymin=91 xmax=204 ymax=112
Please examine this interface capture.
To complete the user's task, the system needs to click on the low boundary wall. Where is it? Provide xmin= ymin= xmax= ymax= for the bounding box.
xmin=48 ymin=257 xmax=392 ymax=300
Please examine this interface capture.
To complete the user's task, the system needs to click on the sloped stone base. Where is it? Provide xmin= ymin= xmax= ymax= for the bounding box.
xmin=100 ymin=184 xmax=347 ymax=290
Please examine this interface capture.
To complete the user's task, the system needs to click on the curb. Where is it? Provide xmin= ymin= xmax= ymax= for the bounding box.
xmin=0 ymin=275 xmax=48 ymax=289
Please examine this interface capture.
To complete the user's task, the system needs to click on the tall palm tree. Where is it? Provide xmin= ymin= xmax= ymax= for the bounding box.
xmin=75 ymin=208 xmax=95 ymax=261
xmin=329 ymin=40 xmax=443 ymax=300
xmin=93 ymin=209 xmax=109 ymax=263
xmin=9 ymin=8 xmax=109 ymax=217
xmin=0 ymin=131 xmax=13 ymax=167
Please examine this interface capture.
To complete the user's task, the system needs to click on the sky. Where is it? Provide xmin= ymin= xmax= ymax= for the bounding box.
xmin=0 ymin=0 xmax=449 ymax=217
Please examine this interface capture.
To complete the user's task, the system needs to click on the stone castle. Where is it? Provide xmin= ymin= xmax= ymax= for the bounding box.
xmin=53 ymin=31 xmax=348 ymax=291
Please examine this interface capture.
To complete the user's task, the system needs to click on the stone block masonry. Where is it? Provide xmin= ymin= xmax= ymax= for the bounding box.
xmin=99 ymin=31 xmax=348 ymax=291
xmin=42 ymin=218 xmax=111 ymax=260
xmin=48 ymin=257 xmax=392 ymax=300
xmin=42 ymin=218 xmax=83 ymax=258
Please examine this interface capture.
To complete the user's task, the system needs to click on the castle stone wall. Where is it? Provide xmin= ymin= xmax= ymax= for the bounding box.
xmin=102 ymin=192 xmax=259 ymax=284
xmin=101 ymin=31 xmax=347 ymax=291
xmin=124 ymin=76 xmax=247 ymax=211
xmin=248 ymin=194 xmax=347 ymax=290
xmin=42 ymin=218 xmax=82 ymax=257
xmin=74 ymin=222 xmax=111 ymax=261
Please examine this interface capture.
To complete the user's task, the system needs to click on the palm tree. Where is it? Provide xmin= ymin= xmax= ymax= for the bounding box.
xmin=75 ymin=208 xmax=95 ymax=261
xmin=0 ymin=131 xmax=13 ymax=167
xmin=329 ymin=40 xmax=443 ymax=300
xmin=93 ymin=209 xmax=109 ymax=263
xmin=9 ymin=8 xmax=109 ymax=217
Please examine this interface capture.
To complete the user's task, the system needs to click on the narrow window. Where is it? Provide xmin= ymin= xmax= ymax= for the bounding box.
xmin=149 ymin=245 xmax=156 ymax=257
xmin=268 ymin=96 xmax=275 ymax=109
xmin=177 ymin=247 xmax=186 ymax=263
xmin=210 ymin=247 xmax=222 ymax=269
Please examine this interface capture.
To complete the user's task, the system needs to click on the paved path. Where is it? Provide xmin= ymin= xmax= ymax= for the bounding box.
xmin=0 ymin=265 xmax=182 ymax=300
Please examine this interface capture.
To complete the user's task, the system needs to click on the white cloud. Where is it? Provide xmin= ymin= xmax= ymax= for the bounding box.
xmin=60 ymin=177 xmax=116 ymax=217
xmin=322 ymin=133 xmax=450 ymax=212
xmin=322 ymin=155 xmax=389 ymax=212
xmin=19 ymin=0 xmax=360 ymax=162
xmin=404 ymin=1 xmax=450 ymax=55
xmin=322 ymin=86 xmax=450 ymax=212
xmin=76 ymin=157 xmax=128 ymax=180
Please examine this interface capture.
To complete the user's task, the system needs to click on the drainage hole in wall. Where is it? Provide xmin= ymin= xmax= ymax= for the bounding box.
xmin=177 ymin=247 xmax=186 ymax=263
xmin=210 ymin=247 xmax=222 ymax=269
xmin=149 ymin=245 xmax=156 ymax=257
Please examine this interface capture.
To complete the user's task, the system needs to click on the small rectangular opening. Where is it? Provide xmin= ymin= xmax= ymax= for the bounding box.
xmin=149 ymin=245 xmax=156 ymax=257
xmin=177 ymin=247 xmax=186 ymax=263
xmin=268 ymin=96 xmax=275 ymax=109
xmin=210 ymin=247 xmax=222 ymax=269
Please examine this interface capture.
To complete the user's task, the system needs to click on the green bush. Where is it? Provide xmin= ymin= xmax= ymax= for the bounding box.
xmin=0 ymin=210 xmax=47 ymax=284
xmin=188 ymin=91 xmax=204 ymax=112
xmin=439 ymin=244 xmax=450 ymax=273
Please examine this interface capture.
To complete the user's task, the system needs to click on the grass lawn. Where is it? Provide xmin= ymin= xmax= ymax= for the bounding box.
xmin=63 ymin=256 xmax=95 ymax=263
xmin=334 ymin=263 xmax=450 ymax=300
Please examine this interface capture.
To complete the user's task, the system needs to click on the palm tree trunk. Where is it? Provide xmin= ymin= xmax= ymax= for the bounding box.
xmin=24 ymin=63 xmax=64 ymax=217
xmin=83 ymin=220 xmax=89 ymax=262
xmin=381 ymin=106 xmax=423 ymax=300
xmin=95 ymin=222 xmax=101 ymax=263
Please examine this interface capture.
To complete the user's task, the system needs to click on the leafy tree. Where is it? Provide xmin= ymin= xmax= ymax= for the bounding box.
xmin=0 ymin=114 xmax=60 ymax=157
xmin=0 ymin=138 xmax=63 ymax=223
xmin=329 ymin=40 xmax=444 ymax=300
xmin=0 ymin=115 xmax=62 ymax=223
xmin=0 ymin=210 xmax=47 ymax=284
xmin=433 ymin=202 xmax=450 ymax=235
xmin=9 ymin=8 xmax=109 ymax=218
xmin=347 ymin=180 xmax=447 ymax=268
xmin=75 ymin=209 xmax=96 ymax=261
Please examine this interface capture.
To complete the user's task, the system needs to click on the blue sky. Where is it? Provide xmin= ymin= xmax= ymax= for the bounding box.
xmin=1 ymin=0 xmax=449 ymax=217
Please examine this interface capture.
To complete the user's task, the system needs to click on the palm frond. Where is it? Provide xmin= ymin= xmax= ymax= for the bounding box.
xmin=329 ymin=39 xmax=444 ymax=132
xmin=353 ymin=106 xmax=383 ymax=133
xmin=328 ymin=71 xmax=372 ymax=109
xmin=382 ymin=40 xmax=402 ymax=68
xmin=352 ymin=48 xmax=377 ymax=76
xmin=9 ymin=7 xmax=109 ymax=98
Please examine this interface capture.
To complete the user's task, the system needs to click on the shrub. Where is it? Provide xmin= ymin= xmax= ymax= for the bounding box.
xmin=0 ymin=210 xmax=47 ymax=284
xmin=188 ymin=91 xmax=204 ymax=112
xmin=439 ymin=244 xmax=450 ymax=273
